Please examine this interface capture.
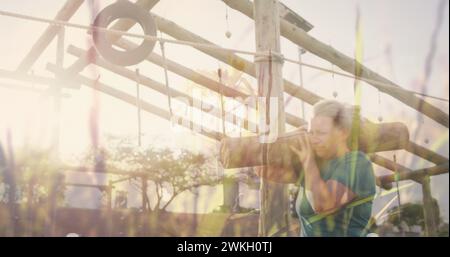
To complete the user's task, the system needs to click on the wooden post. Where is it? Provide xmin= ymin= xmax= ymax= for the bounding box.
xmin=107 ymin=181 xmax=113 ymax=236
xmin=297 ymin=47 xmax=306 ymax=119
xmin=141 ymin=175 xmax=149 ymax=236
xmin=421 ymin=176 xmax=439 ymax=236
xmin=253 ymin=0 xmax=290 ymax=237
xmin=107 ymin=181 xmax=113 ymax=211
xmin=135 ymin=68 xmax=142 ymax=147
xmin=142 ymin=175 xmax=148 ymax=211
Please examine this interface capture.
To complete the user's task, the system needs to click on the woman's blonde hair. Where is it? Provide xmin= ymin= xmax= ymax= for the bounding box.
xmin=313 ymin=99 xmax=358 ymax=132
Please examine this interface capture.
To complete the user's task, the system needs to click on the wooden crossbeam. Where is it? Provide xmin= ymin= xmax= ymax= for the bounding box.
xmin=368 ymin=154 xmax=421 ymax=185
xmin=67 ymin=165 xmax=150 ymax=177
xmin=1 ymin=68 xmax=59 ymax=86
xmin=16 ymin=0 xmax=84 ymax=72
xmin=406 ymin=142 xmax=448 ymax=165
xmin=378 ymin=162 xmax=449 ymax=184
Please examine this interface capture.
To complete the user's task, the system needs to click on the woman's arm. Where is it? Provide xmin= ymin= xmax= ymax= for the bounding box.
xmin=290 ymin=133 xmax=356 ymax=214
xmin=301 ymin=159 xmax=356 ymax=213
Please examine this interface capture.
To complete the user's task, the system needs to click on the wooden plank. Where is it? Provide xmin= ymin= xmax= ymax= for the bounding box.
xmin=278 ymin=2 xmax=313 ymax=32
xmin=16 ymin=0 xmax=84 ymax=72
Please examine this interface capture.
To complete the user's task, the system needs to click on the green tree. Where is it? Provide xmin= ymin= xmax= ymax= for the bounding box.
xmin=0 ymin=145 xmax=65 ymax=205
xmin=95 ymin=137 xmax=221 ymax=212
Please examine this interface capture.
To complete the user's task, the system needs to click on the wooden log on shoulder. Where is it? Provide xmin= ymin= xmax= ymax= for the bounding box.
xmin=220 ymin=121 xmax=409 ymax=169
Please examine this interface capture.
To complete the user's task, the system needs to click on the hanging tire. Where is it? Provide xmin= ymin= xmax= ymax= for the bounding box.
xmin=92 ymin=0 xmax=157 ymax=66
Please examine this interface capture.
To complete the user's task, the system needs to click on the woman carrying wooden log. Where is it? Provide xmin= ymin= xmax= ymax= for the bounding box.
xmin=256 ymin=99 xmax=376 ymax=237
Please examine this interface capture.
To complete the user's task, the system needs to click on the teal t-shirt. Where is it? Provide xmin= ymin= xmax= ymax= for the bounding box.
xmin=295 ymin=151 xmax=376 ymax=237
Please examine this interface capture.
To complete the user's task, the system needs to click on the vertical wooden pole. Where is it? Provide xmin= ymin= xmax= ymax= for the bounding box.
xmin=253 ymin=0 xmax=289 ymax=236
xmin=141 ymin=175 xmax=149 ymax=236
xmin=107 ymin=181 xmax=113 ymax=236
xmin=142 ymin=175 xmax=148 ymax=211
xmin=422 ymin=176 xmax=438 ymax=236
xmin=107 ymin=181 xmax=113 ymax=210
xmin=136 ymin=69 xmax=142 ymax=147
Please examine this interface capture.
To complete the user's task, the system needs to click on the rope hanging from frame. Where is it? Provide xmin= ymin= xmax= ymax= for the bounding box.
xmin=159 ymin=39 xmax=174 ymax=120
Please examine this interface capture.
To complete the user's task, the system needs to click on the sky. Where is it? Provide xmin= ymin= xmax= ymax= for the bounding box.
xmin=0 ymin=0 xmax=448 ymax=222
